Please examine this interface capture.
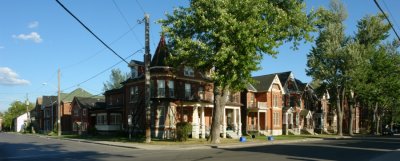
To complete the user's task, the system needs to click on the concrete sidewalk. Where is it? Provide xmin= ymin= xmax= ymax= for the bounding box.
xmin=43 ymin=135 xmax=350 ymax=150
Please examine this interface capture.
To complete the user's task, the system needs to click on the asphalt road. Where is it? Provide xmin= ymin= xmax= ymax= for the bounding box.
xmin=0 ymin=132 xmax=399 ymax=161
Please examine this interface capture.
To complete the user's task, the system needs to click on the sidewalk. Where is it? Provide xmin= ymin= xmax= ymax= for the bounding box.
xmin=42 ymin=135 xmax=352 ymax=150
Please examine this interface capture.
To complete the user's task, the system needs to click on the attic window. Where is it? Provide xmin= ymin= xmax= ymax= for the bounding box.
xmin=184 ymin=66 xmax=194 ymax=77
xmin=131 ymin=66 xmax=138 ymax=78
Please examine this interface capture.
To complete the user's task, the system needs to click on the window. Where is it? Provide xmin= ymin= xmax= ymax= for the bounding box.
xmin=83 ymin=109 xmax=87 ymax=116
xmin=73 ymin=108 xmax=79 ymax=116
xmin=168 ymin=80 xmax=174 ymax=97
xmin=130 ymin=86 xmax=139 ymax=102
xmin=110 ymin=113 xmax=122 ymax=125
xmin=273 ymin=95 xmax=278 ymax=107
xmin=131 ymin=66 xmax=137 ymax=78
xmin=45 ymin=109 xmax=50 ymax=118
xmin=109 ymin=96 xmax=113 ymax=105
xmin=184 ymin=66 xmax=194 ymax=77
xmin=273 ymin=112 xmax=280 ymax=126
xmin=185 ymin=83 xmax=191 ymax=99
xmin=81 ymin=122 xmax=87 ymax=131
xmin=198 ymin=87 xmax=204 ymax=100
xmin=96 ymin=113 xmax=107 ymax=125
xmin=157 ymin=80 xmax=165 ymax=97
xmin=250 ymin=94 xmax=255 ymax=107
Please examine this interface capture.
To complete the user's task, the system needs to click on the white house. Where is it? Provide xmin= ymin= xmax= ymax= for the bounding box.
xmin=14 ymin=113 xmax=29 ymax=132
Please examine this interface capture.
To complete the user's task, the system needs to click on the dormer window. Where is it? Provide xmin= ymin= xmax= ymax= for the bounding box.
xmin=184 ymin=66 xmax=194 ymax=77
xmin=131 ymin=66 xmax=138 ymax=78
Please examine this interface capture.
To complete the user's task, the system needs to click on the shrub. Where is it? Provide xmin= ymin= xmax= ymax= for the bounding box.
xmin=176 ymin=122 xmax=192 ymax=142
xmin=88 ymin=127 xmax=97 ymax=136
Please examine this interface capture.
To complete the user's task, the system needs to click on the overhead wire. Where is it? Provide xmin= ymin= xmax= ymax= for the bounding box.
xmin=374 ymin=0 xmax=400 ymax=41
xmin=112 ymin=0 xmax=144 ymax=48
xmin=61 ymin=48 xmax=142 ymax=92
xmin=55 ymin=0 xmax=129 ymax=64
xmin=381 ymin=0 xmax=400 ymax=36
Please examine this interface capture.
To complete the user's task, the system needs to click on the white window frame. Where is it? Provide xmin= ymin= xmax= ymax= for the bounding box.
xmin=185 ymin=83 xmax=191 ymax=99
xmin=96 ymin=113 xmax=107 ymax=125
xmin=184 ymin=66 xmax=194 ymax=77
xmin=110 ymin=113 xmax=122 ymax=125
xmin=168 ymin=80 xmax=174 ymax=97
xmin=157 ymin=80 xmax=165 ymax=97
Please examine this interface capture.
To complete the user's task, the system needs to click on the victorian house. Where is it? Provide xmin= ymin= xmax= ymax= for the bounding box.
xmin=241 ymin=73 xmax=285 ymax=136
xmin=108 ymin=35 xmax=242 ymax=139
xmin=71 ymin=96 xmax=105 ymax=134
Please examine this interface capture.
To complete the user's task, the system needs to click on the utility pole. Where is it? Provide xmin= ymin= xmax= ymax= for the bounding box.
xmin=144 ymin=14 xmax=151 ymax=143
xmin=57 ymin=68 xmax=61 ymax=136
xmin=25 ymin=93 xmax=30 ymax=124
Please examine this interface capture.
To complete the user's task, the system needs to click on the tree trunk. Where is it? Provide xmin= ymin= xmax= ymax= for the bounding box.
xmin=209 ymin=87 xmax=227 ymax=144
xmin=349 ymin=100 xmax=354 ymax=136
xmin=336 ymin=87 xmax=343 ymax=136
xmin=373 ymin=103 xmax=379 ymax=135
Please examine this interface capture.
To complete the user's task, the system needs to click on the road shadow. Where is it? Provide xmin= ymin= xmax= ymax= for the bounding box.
xmin=0 ymin=141 xmax=133 ymax=161
xmin=223 ymin=136 xmax=400 ymax=161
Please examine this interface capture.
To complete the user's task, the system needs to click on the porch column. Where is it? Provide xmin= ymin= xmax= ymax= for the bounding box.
xmin=233 ymin=108 xmax=237 ymax=132
xmin=192 ymin=106 xmax=199 ymax=139
xmin=238 ymin=108 xmax=242 ymax=137
xmin=222 ymin=108 xmax=226 ymax=138
xmin=257 ymin=111 xmax=260 ymax=132
xmin=200 ymin=106 xmax=206 ymax=139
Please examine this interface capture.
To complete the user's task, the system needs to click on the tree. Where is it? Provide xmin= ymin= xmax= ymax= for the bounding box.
xmin=103 ymin=68 xmax=129 ymax=91
xmin=161 ymin=0 xmax=314 ymax=143
xmin=306 ymin=0 xmax=350 ymax=136
xmin=2 ymin=101 xmax=34 ymax=131
xmin=352 ymin=14 xmax=395 ymax=134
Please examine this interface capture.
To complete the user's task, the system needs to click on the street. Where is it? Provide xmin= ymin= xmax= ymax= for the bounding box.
xmin=0 ymin=133 xmax=399 ymax=161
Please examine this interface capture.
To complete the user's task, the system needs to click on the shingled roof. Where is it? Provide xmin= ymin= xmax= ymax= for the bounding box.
xmin=60 ymin=88 xmax=92 ymax=102
xmin=74 ymin=97 xmax=105 ymax=110
xmin=41 ymin=96 xmax=58 ymax=108
xmin=276 ymin=71 xmax=292 ymax=86
xmin=251 ymin=73 xmax=276 ymax=92
xmin=150 ymin=34 xmax=169 ymax=67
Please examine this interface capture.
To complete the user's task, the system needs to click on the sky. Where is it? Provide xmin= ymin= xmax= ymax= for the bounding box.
xmin=0 ymin=0 xmax=399 ymax=112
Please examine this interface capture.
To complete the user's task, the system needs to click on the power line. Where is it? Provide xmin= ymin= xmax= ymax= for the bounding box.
xmin=112 ymin=0 xmax=144 ymax=48
xmin=381 ymin=0 xmax=400 ymax=36
xmin=374 ymin=0 xmax=400 ymax=42
xmin=61 ymin=48 xmax=143 ymax=92
xmin=135 ymin=0 xmax=146 ymax=14
xmin=61 ymin=22 xmax=140 ymax=70
xmin=55 ymin=0 xmax=129 ymax=64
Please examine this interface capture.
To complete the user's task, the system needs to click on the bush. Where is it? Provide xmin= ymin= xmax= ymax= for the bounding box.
xmin=88 ymin=127 xmax=97 ymax=136
xmin=176 ymin=122 xmax=192 ymax=142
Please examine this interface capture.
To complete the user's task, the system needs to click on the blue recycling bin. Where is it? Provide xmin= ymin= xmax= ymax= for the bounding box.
xmin=239 ymin=136 xmax=247 ymax=142
xmin=267 ymin=136 xmax=274 ymax=141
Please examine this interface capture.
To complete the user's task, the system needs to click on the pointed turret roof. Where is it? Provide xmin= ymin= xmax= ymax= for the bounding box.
xmin=150 ymin=34 xmax=169 ymax=67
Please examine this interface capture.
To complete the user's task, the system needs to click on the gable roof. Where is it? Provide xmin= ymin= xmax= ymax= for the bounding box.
xmin=295 ymin=79 xmax=307 ymax=91
xmin=41 ymin=96 xmax=58 ymax=108
xmin=60 ymin=88 xmax=92 ymax=102
xmin=73 ymin=97 xmax=105 ymax=110
xmin=251 ymin=73 xmax=276 ymax=91
xmin=150 ymin=34 xmax=169 ymax=67
xmin=276 ymin=71 xmax=292 ymax=86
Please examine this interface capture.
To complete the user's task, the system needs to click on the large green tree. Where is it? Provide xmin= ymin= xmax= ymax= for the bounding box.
xmin=351 ymin=14 xmax=394 ymax=134
xmin=161 ymin=0 xmax=314 ymax=143
xmin=306 ymin=0 xmax=349 ymax=136
xmin=103 ymin=68 xmax=129 ymax=91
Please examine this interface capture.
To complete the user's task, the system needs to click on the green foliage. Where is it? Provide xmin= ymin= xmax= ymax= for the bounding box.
xmin=103 ymin=68 xmax=129 ymax=91
xmin=161 ymin=0 xmax=315 ymax=92
xmin=176 ymin=122 xmax=192 ymax=142
xmin=2 ymin=100 xmax=34 ymax=131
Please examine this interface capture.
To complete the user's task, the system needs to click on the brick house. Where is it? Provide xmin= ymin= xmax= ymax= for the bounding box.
xmin=71 ymin=97 xmax=105 ymax=134
xmin=105 ymin=35 xmax=242 ymax=139
xmin=241 ymin=73 xmax=284 ymax=136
